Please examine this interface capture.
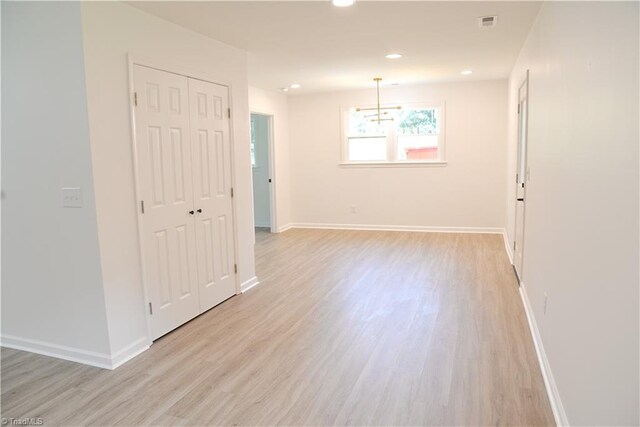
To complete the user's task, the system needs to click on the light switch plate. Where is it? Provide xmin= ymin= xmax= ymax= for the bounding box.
xmin=61 ymin=187 xmax=83 ymax=208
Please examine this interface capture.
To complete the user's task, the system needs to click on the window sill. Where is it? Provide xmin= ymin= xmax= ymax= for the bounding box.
xmin=338 ymin=161 xmax=447 ymax=168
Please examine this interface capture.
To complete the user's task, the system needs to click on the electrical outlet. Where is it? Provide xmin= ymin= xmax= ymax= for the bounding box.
xmin=543 ymin=292 xmax=548 ymax=315
xmin=62 ymin=187 xmax=83 ymax=208
xmin=350 ymin=204 xmax=357 ymax=214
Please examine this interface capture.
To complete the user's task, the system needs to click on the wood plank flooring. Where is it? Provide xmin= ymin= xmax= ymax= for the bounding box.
xmin=1 ymin=229 xmax=555 ymax=426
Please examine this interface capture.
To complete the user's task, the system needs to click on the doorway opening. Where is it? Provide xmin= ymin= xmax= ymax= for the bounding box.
xmin=251 ymin=112 xmax=275 ymax=233
xmin=513 ymin=70 xmax=529 ymax=283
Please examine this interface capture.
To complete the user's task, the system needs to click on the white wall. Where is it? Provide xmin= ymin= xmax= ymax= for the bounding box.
xmin=1 ymin=2 xmax=111 ymax=355
xmin=506 ymin=2 xmax=639 ymax=425
xmin=249 ymin=86 xmax=292 ymax=230
xmin=288 ymin=80 xmax=508 ymax=229
xmin=251 ymin=114 xmax=271 ymax=228
xmin=80 ymin=2 xmax=255 ymax=356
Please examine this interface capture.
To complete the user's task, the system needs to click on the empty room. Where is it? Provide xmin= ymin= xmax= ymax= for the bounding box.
xmin=1 ymin=1 xmax=638 ymax=426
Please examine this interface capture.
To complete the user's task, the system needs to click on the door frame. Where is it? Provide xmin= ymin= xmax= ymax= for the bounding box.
xmin=127 ymin=54 xmax=241 ymax=346
xmin=250 ymin=110 xmax=278 ymax=233
xmin=513 ymin=69 xmax=530 ymax=282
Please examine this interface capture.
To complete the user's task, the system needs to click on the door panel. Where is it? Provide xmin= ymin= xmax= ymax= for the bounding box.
xmin=217 ymin=215 xmax=231 ymax=278
xmin=188 ymin=78 xmax=237 ymax=312
xmin=133 ymin=65 xmax=200 ymax=340
xmin=514 ymin=73 xmax=529 ymax=281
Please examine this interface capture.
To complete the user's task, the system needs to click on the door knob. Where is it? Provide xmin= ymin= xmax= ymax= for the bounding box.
xmin=188 ymin=210 xmax=195 ymax=215
xmin=197 ymin=209 xmax=202 ymax=213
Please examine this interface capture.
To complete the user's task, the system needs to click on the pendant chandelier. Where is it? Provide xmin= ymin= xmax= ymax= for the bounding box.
xmin=356 ymin=77 xmax=401 ymax=124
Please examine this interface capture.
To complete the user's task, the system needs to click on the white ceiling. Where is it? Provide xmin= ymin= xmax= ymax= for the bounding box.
xmin=128 ymin=1 xmax=542 ymax=94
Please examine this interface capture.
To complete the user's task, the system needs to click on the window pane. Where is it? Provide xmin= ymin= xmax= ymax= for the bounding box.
xmin=348 ymin=109 xmax=391 ymax=136
xmin=396 ymin=108 xmax=438 ymax=135
xmin=397 ymin=135 xmax=439 ymax=161
xmin=348 ymin=137 xmax=387 ymax=161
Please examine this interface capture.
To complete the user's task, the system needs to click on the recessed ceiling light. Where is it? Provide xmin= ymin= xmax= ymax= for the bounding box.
xmin=332 ymin=0 xmax=354 ymax=6
xmin=385 ymin=53 xmax=403 ymax=59
xmin=290 ymin=83 xmax=301 ymax=89
xmin=281 ymin=87 xmax=289 ymax=92
xmin=461 ymin=70 xmax=473 ymax=75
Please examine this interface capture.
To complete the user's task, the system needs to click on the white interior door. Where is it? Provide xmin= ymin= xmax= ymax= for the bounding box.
xmin=133 ymin=65 xmax=200 ymax=340
xmin=188 ymin=78 xmax=237 ymax=312
xmin=251 ymin=113 xmax=272 ymax=228
xmin=514 ymin=72 xmax=529 ymax=281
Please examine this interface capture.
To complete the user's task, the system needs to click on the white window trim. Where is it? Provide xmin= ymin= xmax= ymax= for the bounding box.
xmin=340 ymin=101 xmax=447 ymax=166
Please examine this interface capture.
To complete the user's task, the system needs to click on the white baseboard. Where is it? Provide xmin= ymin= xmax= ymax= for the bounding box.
xmin=519 ymin=283 xmax=569 ymax=426
xmin=1 ymin=334 xmax=149 ymax=370
xmin=287 ymin=223 xmax=504 ymax=234
xmin=254 ymin=223 xmax=271 ymax=228
xmin=1 ymin=334 xmax=112 ymax=369
xmin=240 ymin=276 xmax=260 ymax=293
xmin=277 ymin=223 xmax=294 ymax=233
xmin=110 ymin=337 xmax=149 ymax=369
xmin=502 ymin=229 xmax=514 ymax=264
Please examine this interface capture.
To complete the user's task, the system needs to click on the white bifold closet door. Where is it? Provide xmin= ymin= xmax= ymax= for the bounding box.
xmin=188 ymin=78 xmax=237 ymax=313
xmin=133 ymin=65 xmax=236 ymax=340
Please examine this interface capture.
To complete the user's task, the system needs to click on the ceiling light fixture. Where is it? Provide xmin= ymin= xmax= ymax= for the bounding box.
xmin=281 ymin=87 xmax=289 ymax=92
xmin=385 ymin=53 xmax=403 ymax=59
xmin=290 ymin=83 xmax=301 ymax=89
xmin=332 ymin=0 xmax=355 ymax=6
xmin=461 ymin=70 xmax=473 ymax=75
xmin=356 ymin=78 xmax=401 ymax=124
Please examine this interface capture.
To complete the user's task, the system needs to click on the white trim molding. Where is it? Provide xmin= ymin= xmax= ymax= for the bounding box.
xmin=277 ymin=223 xmax=294 ymax=233
xmin=338 ymin=161 xmax=447 ymax=168
xmin=286 ymin=223 xmax=504 ymax=234
xmin=240 ymin=276 xmax=260 ymax=293
xmin=110 ymin=337 xmax=149 ymax=370
xmin=519 ymin=283 xmax=569 ymax=426
xmin=502 ymin=229 xmax=514 ymax=264
xmin=0 ymin=335 xmax=149 ymax=370
xmin=1 ymin=334 xmax=112 ymax=369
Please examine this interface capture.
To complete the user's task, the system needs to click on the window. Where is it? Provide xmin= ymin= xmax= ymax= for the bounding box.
xmin=342 ymin=103 xmax=445 ymax=165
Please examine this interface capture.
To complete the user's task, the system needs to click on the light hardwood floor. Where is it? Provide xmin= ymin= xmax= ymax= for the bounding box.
xmin=1 ymin=229 xmax=555 ymax=426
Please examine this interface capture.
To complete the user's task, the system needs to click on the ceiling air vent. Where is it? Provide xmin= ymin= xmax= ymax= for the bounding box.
xmin=478 ymin=15 xmax=498 ymax=28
